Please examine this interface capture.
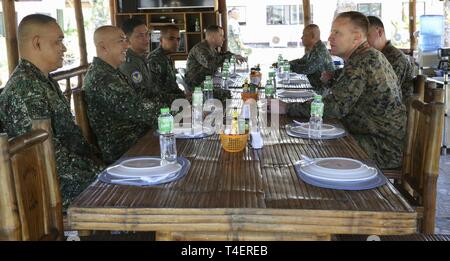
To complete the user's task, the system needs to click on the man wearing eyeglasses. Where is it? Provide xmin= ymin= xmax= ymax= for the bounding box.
xmin=147 ymin=24 xmax=186 ymax=101
xmin=119 ymin=18 xmax=153 ymax=97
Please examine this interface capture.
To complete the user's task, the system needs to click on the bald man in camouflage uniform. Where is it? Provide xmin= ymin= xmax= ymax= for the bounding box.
xmin=147 ymin=25 xmax=186 ymax=101
xmin=283 ymin=12 xmax=406 ymax=169
xmin=84 ymin=26 xmax=162 ymax=164
xmin=0 ymin=14 xmax=102 ymax=208
xmin=288 ymin=24 xmax=335 ymax=92
xmin=367 ymin=16 xmax=415 ymax=103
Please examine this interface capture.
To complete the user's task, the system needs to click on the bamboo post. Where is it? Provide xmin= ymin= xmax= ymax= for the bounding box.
xmin=2 ymin=0 xmax=19 ymax=74
xmin=409 ymin=0 xmax=417 ymax=52
xmin=217 ymin=0 xmax=227 ymax=51
xmin=74 ymin=0 xmax=88 ymax=66
xmin=109 ymin=0 xmax=116 ymax=26
xmin=302 ymin=0 xmax=311 ymax=26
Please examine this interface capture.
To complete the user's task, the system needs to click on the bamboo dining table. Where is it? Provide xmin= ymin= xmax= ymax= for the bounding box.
xmin=68 ymin=114 xmax=417 ymax=241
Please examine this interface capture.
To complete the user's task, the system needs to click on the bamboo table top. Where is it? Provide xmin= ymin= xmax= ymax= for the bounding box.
xmin=68 ymin=117 xmax=417 ymax=240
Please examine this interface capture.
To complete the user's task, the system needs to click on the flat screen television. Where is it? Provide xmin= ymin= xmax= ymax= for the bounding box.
xmin=138 ymin=0 xmax=214 ymax=10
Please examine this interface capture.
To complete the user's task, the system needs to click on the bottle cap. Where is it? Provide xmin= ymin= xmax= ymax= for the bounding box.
xmin=160 ymin=107 xmax=170 ymax=113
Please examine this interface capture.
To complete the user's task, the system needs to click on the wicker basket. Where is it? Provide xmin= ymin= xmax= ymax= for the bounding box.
xmin=220 ymin=133 xmax=248 ymax=152
xmin=241 ymin=92 xmax=258 ymax=102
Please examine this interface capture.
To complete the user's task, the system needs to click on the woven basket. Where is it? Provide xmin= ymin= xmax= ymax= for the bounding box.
xmin=220 ymin=133 xmax=248 ymax=152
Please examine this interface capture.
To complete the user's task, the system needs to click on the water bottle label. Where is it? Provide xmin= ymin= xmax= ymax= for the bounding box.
xmin=193 ymin=93 xmax=203 ymax=106
xmin=316 ymin=103 xmax=324 ymax=117
xmin=159 ymin=117 xmax=173 ymax=134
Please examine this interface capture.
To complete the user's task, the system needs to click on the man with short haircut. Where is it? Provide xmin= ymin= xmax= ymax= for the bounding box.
xmin=83 ymin=26 xmax=162 ymax=164
xmin=279 ymin=11 xmax=406 ymax=169
xmin=119 ymin=17 xmax=153 ymax=97
xmin=227 ymin=8 xmax=251 ymax=58
xmin=0 ymin=14 xmax=102 ymax=208
xmin=185 ymin=25 xmax=245 ymax=90
xmin=367 ymin=16 xmax=415 ymax=104
xmin=146 ymin=24 xmax=185 ymax=101
xmin=288 ymin=24 xmax=335 ymax=91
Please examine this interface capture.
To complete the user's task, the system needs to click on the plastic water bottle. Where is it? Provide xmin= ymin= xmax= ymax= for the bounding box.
xmin=308 ymin=95 xmax=324 ymax=138
xmin=282 ymin=60 xmax=290 ymax=85
xmin=222 ymin=68 xmax=229 ymax=89
xmin=265 ymin=79 xmax=275 ymax=98
xmin=230 ymin=56 xmax=236 ymax=76
xmin=192 ymin=87 xmax=203 ymax=134
xmin=203 ymin=76 xmax=213 ymax=101
xmin=268 ymin=67 xmax=277 ymax=90
xmin=158 ymin=107 xmax=177 ymax=165
xmin=277 ymin=54 xmax=283 ymax=75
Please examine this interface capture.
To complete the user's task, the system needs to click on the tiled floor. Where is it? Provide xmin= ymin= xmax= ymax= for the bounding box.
xmin=435 ymin=155 xmax=450 ymax=234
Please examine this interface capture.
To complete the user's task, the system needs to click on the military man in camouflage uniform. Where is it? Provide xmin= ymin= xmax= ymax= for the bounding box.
xmin=185 ymin=25 xmax=245 ymax=90
xmin=119 ymin=18 xmax=153 ymax=97
xmin=227 ymin=8 xmax=251 ymax=58
xmin=367 ymin=16 xmax=415 ymax=104
xmin=279 ymin=12 xmax=406 ymax=169
xmin=288 ymin=24 xmax=335 ymax=92
xmin=147 ymin=25 xmax=186 ymax=101
xmin=0 ymin=14 xmax=102 ymax=208
xmin=84 ymin=26 xmax=162 ymax=164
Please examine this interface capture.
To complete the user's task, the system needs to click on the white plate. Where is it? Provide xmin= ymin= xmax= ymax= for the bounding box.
xmin=107 ymin=159 xmax=182 ymax=178
xmin=120 ymin=158 xmax=164 ymax=171
xmin=278 ymin=90 xmax=315 ymax=98
xmin=300 ymin=165 xmax=378 ymax=182
xmin=299 ymin=157 xmax=377 ymax=181
xmin=289 ymin=125 xmax=344 ymax=137
xmin=291 ymin=123 xmax=336 ymax=134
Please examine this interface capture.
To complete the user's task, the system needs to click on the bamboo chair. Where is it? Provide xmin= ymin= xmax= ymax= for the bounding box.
xmin=72 ymin=87 xmax=95 ymax=145
xmin=0 ymin=119 xmax=64 ymax=240
xmin=398 ymin=98 xmax=445 ymax=233
xmin=382 ymin=75 xmax=426 ymax=180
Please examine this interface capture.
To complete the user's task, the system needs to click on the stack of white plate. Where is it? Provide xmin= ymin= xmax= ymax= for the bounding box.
xmin=287 ymin=122 xmax=346 ymax=139
xmin=106 ymin=157 xmax=182 ymax=184
xmin=278 ymin=90 xmax=315 ymax=98
xmin=296 ymin=157 xmax=386 ymax=190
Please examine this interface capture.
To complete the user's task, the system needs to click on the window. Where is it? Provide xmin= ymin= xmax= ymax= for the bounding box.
xmin=357 ymin=3 xmax=382 ymax=17
xmin=0 ymin=13 xmax=5 ymax=37
xmin=266 ymin=5 xmax=304 ymax=25
xmin=57 ymin=9 xmax=64 ymax=30
xmin=227 ymin=6 xmax=247 ymax=25
xmin=402 ymin=1 xmax=426 ymax=23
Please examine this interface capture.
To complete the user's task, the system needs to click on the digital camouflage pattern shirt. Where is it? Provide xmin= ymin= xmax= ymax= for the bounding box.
xmin=119 ymin=48 xmax=153 ymax=97
xmin=83 ymin=57 xmax=162 ymax=164
xmin=287 ymin=42 xmax=406 ymax=169
xmin=185 ymin=40 xmax=233 ymax=90
xmin=381 ymin=41 xmax=415 ymax=104
xmin=0 ymin=59 xmax=102 ymax=209
xmin=146 ymin=47 xmax=185 ymax=103
xmin=289 ymin=40 xmax=336 ymax=92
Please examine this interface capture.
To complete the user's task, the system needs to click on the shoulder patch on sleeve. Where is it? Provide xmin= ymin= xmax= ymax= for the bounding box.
xmin=131 ymin=70 xmax=143 ymax=84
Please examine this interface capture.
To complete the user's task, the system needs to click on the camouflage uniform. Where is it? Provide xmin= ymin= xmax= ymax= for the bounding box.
xmin=146 ymin=47 xmax=185 ymax=102
xmin=289 ymin=40 xmax=336 ymax=92
xmin=287 ymin=42 xmax=406 ymax=169
xmin=83 ymin=57 xmax=162 ymax=164
xmin=185 ymin=40 xmax=233 ymax=90
xmin=381 ymin=41 xmax=415 ymax=104
xmin=0 ymin=59 xmax=102 ymax=208
xmin=227 ymin=18 xmax=242 ymax=56
xmin=119 ymin=48 xmax=152 ymax=97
